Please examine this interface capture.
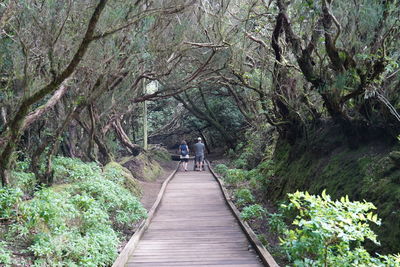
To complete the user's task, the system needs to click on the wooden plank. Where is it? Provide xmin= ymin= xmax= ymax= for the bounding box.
xmin=111 ymin=162 xmax=180 ymax=267
xmin=207 ymin=161 xmax=279 ymax=267
xmin=127 ymin=259 xmax=262 ymax=265
xmin=119 ymin=161 xmax=268 ymax=267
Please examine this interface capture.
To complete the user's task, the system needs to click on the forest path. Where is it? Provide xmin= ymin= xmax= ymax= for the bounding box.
xmin=125 ymin=162 xmax=264 ymax=266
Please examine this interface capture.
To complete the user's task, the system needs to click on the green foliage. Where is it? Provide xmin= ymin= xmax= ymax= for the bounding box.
xmin=231 ymin=142 xmax=252 ymax=169
xmin=240 ymin=204 xmax=265 ymax=221
xmin=271 ymin=135 xmax=400 ymax=253
xmin=4 ymin=158 xmax=147 ymax=266
xmin=214 ymin=164 xmax=229 ymax=176
xmin=149 ymin=147 xmax=171 ymax=162
xmin=234 ymin=188 xmax=255 ymax=207
xmin=103 ymin=162 xmax=142 ymax=197
xmin=71 ymin=175 xmax=147 ymax=229
xmin=230 ymin=125 xmax=275 ymax=170
xmin=277 ymin=190 xmax=400 ymax=266
xmin=52 ymin=157 xmax=102 ymax=183
xmin=10 ymin=171 xmax=36 ymax=195
xmin=248 ymin=160 xmax=274 ymax=190
xmin=0 ymin=241 xmax=13 ymax=266
xmin=0 ymin=187 xmax=23 ymax=220
xmin=268 ymin=212 xmax=287 ymax=235
xmin=224 ymin=168 xmax=248 ymax=187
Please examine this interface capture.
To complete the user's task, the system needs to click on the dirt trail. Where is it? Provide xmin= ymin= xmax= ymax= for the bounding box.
xmin=139 ymin=161 xmax=178 ymax=210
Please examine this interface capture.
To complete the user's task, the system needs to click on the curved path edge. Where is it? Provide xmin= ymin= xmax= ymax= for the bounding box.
xmin=112 ymin=162 xmax=180 ymax=267
xmin=207 ymin=160 xmax=280 ymax=267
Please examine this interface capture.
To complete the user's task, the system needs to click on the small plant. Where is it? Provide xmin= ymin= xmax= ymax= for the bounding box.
xmin=0 ymin=241 xmax=13 ymax=266
xmin=240 ymin=204 xmax=265 ymax=221
xmin=224 ymin=169 xmax=247 ymax=187
xmin=268 ymin=212 xmax=287 ymax=235
xmin=214 ymin=164 xmax=229 ymax=176
xmin=11 ymin=171 xmax=36 ymax=195
xmin=234 ymin=188 xmax=255 ymax=207
xmin=0 ymin=187 xmax=23 ymax=220
xmin=278 ymin=190 xmax=400 ymax=266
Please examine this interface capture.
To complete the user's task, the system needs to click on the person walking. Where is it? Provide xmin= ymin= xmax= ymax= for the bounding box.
xmin=179 ymin=140 xmax=190 ymax=171
xmin=194 ymin=137 xmax=205 ymax=171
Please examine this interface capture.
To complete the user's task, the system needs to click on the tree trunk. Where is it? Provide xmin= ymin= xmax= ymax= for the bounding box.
xmin=112 ymin=119 xmax=142 ymax=156
xmin=0 ymin=0 xmax=109 ymax=185
xmin=75 ymin=117 xmax=113 ymax=164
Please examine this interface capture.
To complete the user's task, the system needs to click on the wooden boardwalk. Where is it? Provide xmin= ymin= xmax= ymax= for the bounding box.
xmin=126 ymin=165 xmax=264 ymax=266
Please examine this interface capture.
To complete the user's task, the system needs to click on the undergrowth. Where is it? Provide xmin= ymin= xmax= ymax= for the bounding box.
xmin=216 ymin=130 xmax=400 ymax=266
xmin=0 ymin=157 xmax=146 ymax=266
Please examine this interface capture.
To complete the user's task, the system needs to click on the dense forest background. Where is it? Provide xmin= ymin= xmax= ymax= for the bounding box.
xmin=1 ymin=0 xmax=400 ymax=266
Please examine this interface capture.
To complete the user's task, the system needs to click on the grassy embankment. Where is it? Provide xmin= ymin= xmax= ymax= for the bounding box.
xmin=0 ymin=149 xmax=169 ymax=266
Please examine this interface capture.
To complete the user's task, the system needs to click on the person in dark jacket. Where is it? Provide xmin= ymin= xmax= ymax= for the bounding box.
xmin=179 ymin=140 xmax=190 ymax=171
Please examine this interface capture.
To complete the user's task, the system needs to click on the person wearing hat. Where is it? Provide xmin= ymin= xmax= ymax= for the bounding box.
xmin=193 ymin=137 xmax=205 ymax=171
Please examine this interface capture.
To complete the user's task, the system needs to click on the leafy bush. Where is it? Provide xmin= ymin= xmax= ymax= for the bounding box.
xmin=71 ymin=175 xmax=147 ymax=229
xmin=103 ymin=162 xmax=142 ymax=197
xmin=240 ymin=204 xmax=265 ymax=221
xmin=268 ymin=212 xmax=287 ymax=235
xmin=278 ymin=190 xmax=400 ymax=266
xmin=5 ymin=158 xmax=147 ymax=266
xmin=14 ymin=189 xmax=77 ymax=238
xmin=0 ymin=241 xmax=13 ymax=266
xmin=10 ymin=171 xmax=36 ymax=195
xmin=214 ymin=164 xmax=229 ymax=176
xmin=52 ymin=157 xmax=102 ymax=183
xmin=246 ymin=169 xmax=266 ymax=190
xmin=224 ymin=169 xmax=247 ymax=187
xmin=0 ymin=187 xmax=23 ymax=220
xmin=234 ymin=188 xmax=255 ymax=207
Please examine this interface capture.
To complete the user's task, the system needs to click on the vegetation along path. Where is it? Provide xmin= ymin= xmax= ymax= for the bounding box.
xmin=125 ymin=163 xmax=264 ymax=266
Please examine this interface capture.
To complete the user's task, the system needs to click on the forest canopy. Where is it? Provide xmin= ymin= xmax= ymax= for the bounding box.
xmin=0 ymin=0 xmax=399 ymax=186
xmin=1 ymin=0 xmax=400 ymax=265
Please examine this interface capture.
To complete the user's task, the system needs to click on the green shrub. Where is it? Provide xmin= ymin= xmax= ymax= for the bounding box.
xmin=224 ymin=169 xmax=247 ymax=187
xmin=0 ymin=187 xmax=23 ymax=220
xmin=268 ymin=212 xmax=287 ymax=235
xmin=15 ymin=189 xmax=77 ymax=237
xmin=247 ymin=169 xmax=266 ymax=190
xmin=103 ymin=162 xmax=142 ymax=197
xmin=234 ymin=188 xmax=255 ymax=207
xmin=6 ymin=159 xmax=147 ymax=266
xmin=0 ymin=241 xmax=13 ymax=266
xmin=232 ymin=158 xmax=248 ymax=169
xmin=11 ymin=171 xmax=36 ymax=195
xmin=71 ymin=176 xmax=147 ymax=229
xmin=278 ymin=190 xmax=400 ymax=266
xmin=240 ymin=204 xmax=265 ymax=221
xmin=52 ymin=157 xmax=101 ymax=183
xmin=214 ymin=164 xmax=229 ymax=176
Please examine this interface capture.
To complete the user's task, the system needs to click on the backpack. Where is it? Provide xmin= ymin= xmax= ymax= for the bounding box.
xmin=180 ymin=145 xmax=188 ymax=156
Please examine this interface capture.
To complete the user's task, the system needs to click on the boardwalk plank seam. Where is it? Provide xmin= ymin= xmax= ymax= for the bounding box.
xmin=114 ymin=160 xmax=278 ymax=267
xmin=207 ymin=160 xmax=279 ymax=267
xmin=112 ymin=162 xmax=180 ymax=267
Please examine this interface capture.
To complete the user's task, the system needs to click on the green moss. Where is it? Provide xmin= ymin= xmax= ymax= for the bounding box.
xmin=119 ymin=153 xmax=163 ymax=182
xmin=139 ymin=153 xmax=162 ymax=181
xmin=149 ymin=147 xmax=171 ymax=162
